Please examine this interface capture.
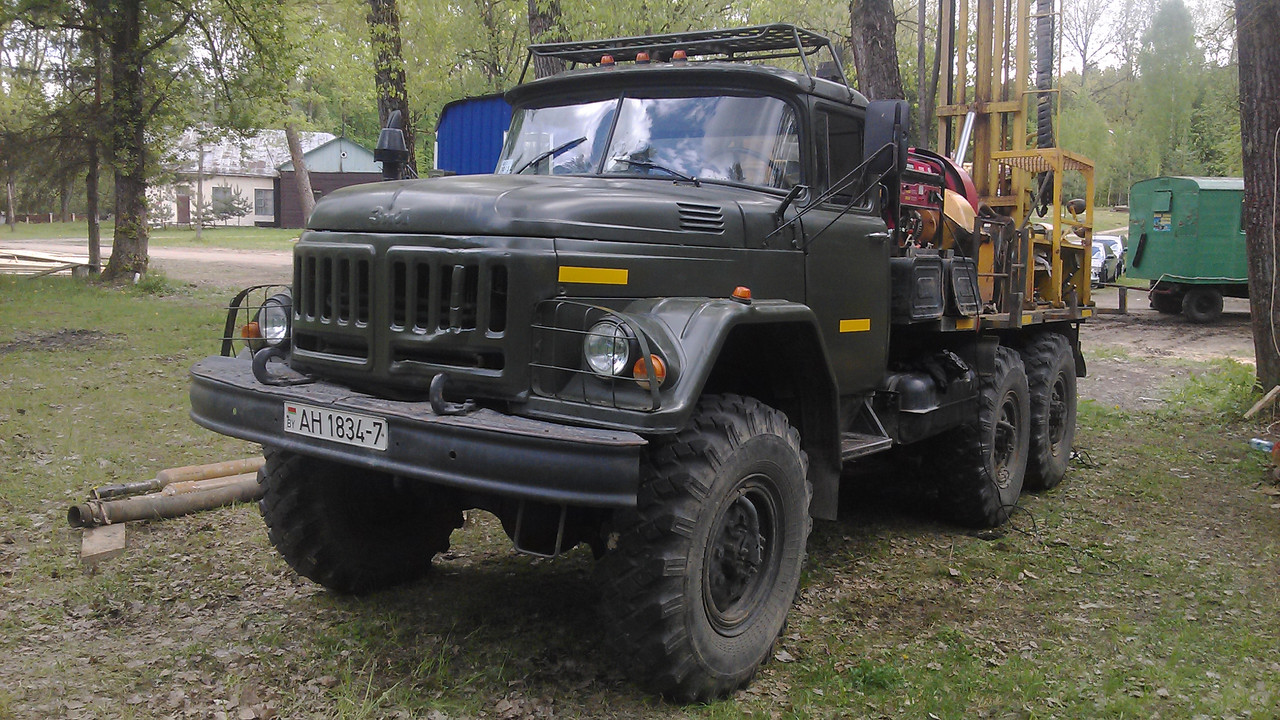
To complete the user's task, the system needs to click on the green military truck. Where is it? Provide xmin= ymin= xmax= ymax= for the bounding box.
xmin=1127 ymin=176 xmax=1248 ymax=323
xmin=189 ymin=25 xmax=1089 ymax=700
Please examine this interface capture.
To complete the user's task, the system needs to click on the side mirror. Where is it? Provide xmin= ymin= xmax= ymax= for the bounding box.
xmin=375 ymin=110 xmax=410 ymax=181
xmin=863 ymin=99 xmax=909 ymax=178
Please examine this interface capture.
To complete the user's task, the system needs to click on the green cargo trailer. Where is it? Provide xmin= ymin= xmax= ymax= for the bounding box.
xmin=1127 ymin=176 xmax=1247 ymax=323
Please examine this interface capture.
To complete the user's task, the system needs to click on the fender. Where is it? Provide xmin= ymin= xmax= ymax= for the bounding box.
xmin=522 ymin=296 xmax=843 ymax=519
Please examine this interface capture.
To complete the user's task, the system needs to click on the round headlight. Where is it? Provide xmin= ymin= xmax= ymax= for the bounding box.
xmin=255 ymin=293 xmax=292 ymax=349
xmin=583 ymin=319 xmax=631 ymax=376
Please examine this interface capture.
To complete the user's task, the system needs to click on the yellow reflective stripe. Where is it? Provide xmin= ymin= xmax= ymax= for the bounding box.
xmin=558 ymin=266 xmax=629 ymax=285
xmin=839 ymin=318 xmax=871 ymax=333
xmin=954 ymin=317 xmax=977 ymax=330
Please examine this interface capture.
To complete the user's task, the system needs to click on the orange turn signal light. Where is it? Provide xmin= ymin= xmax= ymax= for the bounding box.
xmin=633 ymin=354 xmax=667 ymax=389
xmin=241 ymin=321 xmax=262 ymax=339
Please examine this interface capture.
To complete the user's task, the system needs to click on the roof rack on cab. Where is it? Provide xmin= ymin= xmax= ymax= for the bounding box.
xmin=518 ymin=23 xmax=851 ymax=88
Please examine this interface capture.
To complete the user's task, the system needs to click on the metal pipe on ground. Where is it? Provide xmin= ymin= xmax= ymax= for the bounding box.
xmin=90 ymin=457 xmax=264 ymax=499
xmin=67 ymin=472 xmax=263 ymax=528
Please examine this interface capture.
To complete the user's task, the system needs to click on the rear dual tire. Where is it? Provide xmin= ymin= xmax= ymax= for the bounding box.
xmin=1021 ymin=333 xmax=1076 ymax=492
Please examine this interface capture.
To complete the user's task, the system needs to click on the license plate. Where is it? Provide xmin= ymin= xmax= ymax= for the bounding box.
xmin=283 ymin=402 xmax=388 ymax=450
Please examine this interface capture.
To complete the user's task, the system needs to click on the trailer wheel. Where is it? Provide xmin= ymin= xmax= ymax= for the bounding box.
xmin=258 ymin=450 xmax=462 ymax=594
xmin=597 ymin=395 xmax=810 ymax=702
xmin=1021 ymin=333 xmax=1076 ymax=492
xmin=937 ymin=346 xmax=1030 ymax=527
xmin=1182 ymin=287 xmax=1223 ymax=324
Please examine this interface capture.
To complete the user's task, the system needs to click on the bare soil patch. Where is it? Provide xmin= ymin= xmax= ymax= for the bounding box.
xmin=0 ymin=329 xmax=121 ymax=355
xmin=148 ymin=247 xmax=291 ymax=289
xmin=1079 ymin=286 xmax=1254 ymax=409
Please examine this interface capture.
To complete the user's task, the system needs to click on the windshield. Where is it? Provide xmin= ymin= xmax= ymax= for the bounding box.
xmin=496 ymin=94 xmax=801 ymax=190
xmin=496 ymin=99 xmax=617 ymax=176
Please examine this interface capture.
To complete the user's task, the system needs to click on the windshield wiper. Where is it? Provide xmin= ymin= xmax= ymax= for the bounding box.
xmin=609 ymin=157 xmax=700 ymax=186
xmin=514 ymin=136 xmax=588 ymax=174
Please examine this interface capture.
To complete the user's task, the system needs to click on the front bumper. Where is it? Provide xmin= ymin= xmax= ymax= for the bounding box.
xmin=189 ymin=356 xmax=645 ymax=508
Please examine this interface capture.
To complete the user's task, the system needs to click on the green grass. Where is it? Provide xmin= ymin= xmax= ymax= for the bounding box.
xmin=1094 ymin=207 xmax=1129 ymax=233
xmin=1 ymin=220 xmax=297 ymax=250
xmin=148 ymin=226 xmax=299 ymax=250
xmin=1 ymin=276 xmax=1278 ymax=718
xmin=0 ymin=220 xmax=115 ymax=240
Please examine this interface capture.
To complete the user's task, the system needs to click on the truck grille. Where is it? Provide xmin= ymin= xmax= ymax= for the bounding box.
xmin=293 ymin=247 xmax=374 ymax=361
xmin=389 ymin=257 xmax=509 ymax=334
xmin=296 ymin=253 xmax=371 ymax=325
xmin=292 ymin=243 xmax=513 ymax=376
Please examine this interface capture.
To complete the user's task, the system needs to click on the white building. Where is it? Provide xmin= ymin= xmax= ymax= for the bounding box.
xmin=153 ymin=129 xmax=335 ymax=227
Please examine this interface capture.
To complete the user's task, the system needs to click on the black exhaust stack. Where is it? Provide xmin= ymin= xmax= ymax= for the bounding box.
xmin=375 ymin=109 xmax=410 ymax=181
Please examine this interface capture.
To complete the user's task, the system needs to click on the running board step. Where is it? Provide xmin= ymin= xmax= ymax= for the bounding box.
xmin=840 ymin=432 xmax=894 ymax=461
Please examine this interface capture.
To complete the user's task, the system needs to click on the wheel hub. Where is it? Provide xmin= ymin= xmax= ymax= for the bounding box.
xmin=1047 ymin=378 xmax=1067 ymax=452
xmin=993 ymin=395 xmax=1019 ymax=487
xmin=708 ymin=495 xmax=765 ymax=611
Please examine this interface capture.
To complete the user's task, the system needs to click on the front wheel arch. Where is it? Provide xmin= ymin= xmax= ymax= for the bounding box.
xmin=700 ymin=322 xmax=840 ymax=520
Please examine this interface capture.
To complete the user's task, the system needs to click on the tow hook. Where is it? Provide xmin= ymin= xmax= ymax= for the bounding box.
xmin=251 ymin=346 xmax=314 ymax=387
xmin=430 ymin=373 xmax=478 ymax=416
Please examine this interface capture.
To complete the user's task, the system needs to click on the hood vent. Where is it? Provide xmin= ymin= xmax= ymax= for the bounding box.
xmin=677 ymin=202 xmax=725 ymax=233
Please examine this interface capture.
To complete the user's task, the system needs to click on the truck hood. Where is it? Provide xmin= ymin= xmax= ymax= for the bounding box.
xmin=306 ymin=174 xmax=764 ymax=246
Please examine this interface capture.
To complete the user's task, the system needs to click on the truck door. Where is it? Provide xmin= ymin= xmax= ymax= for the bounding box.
xmin=801 ymin=107 xmax=891 ymax=395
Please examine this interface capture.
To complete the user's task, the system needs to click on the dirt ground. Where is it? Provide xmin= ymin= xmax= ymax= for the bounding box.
xmin=1079 ymin=286 xmax=1255 ymax=409
xmin=2 ymin=243 xmax=1271 ymax=719
xmin=0 ymin=237 xmax=292 ymax=289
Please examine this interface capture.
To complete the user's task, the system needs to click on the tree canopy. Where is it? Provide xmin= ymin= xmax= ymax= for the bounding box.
xmin=0 ymin=0 xmax=1245 ymax=243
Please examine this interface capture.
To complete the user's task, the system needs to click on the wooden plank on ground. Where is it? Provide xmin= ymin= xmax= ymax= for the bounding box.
xmin=80 ymin=524 xmax=127 ymax=564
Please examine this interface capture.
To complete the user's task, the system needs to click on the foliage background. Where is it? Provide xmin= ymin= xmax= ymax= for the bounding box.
xmin=0 ymin=0 xmax=1243 ymax=220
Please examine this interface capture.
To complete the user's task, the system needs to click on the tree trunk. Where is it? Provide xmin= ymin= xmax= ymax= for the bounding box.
xmin=285 ymin=123 xmax=316 ymax=224
xmin=368 ymin=0 xmax=416 ymax=171
xmin=59 ymin=179 xmax=71 ymax=224
xmin=5 ymin=163 xmax=14 ymax=231
xmin=1237 ymin=0 xmax=1280 ymax=389
xmin=849 ymin=0 xmax=906 ymax=101
xmin=101 ymin=0 xmax=149 ymax=282
xmin=922 ymin=5 xmax=942 ymax=150
xmin=528 ymin=0 xmax=565 ymax=79
xmin=916 ymin=0 xmax=927 ymax=148
xmin=195 ymin=141 xmax=204 ymax=240
xmin=914 ymin=0 xmax=942 ymax=150
xmin=87 ymin=138 xmax=101 ymax=274
xmin=88 ymin=20 xmax=102 ymax=274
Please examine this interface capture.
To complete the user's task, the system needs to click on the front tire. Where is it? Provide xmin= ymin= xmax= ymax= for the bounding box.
xmin=597 ymin=395 xmax=811 ymax=702
xmin=258 ymin=450 xmax=463 ymax=594
xmin=1021 ymin=333 xmax=1076 ymax=491
xmin=937 ymin=346 xmax=1030 ymax=528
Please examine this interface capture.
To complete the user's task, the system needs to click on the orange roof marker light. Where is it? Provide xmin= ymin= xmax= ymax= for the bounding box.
xmin=600 ymin=54 xmax=615 ymax=66
xmin=635 ymin=51 xmax=651 ymax=64
xmin=672 ymin=49 xmax=688 ymax=62
xmin=731 ymin=286 xmax=752 ymax=303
